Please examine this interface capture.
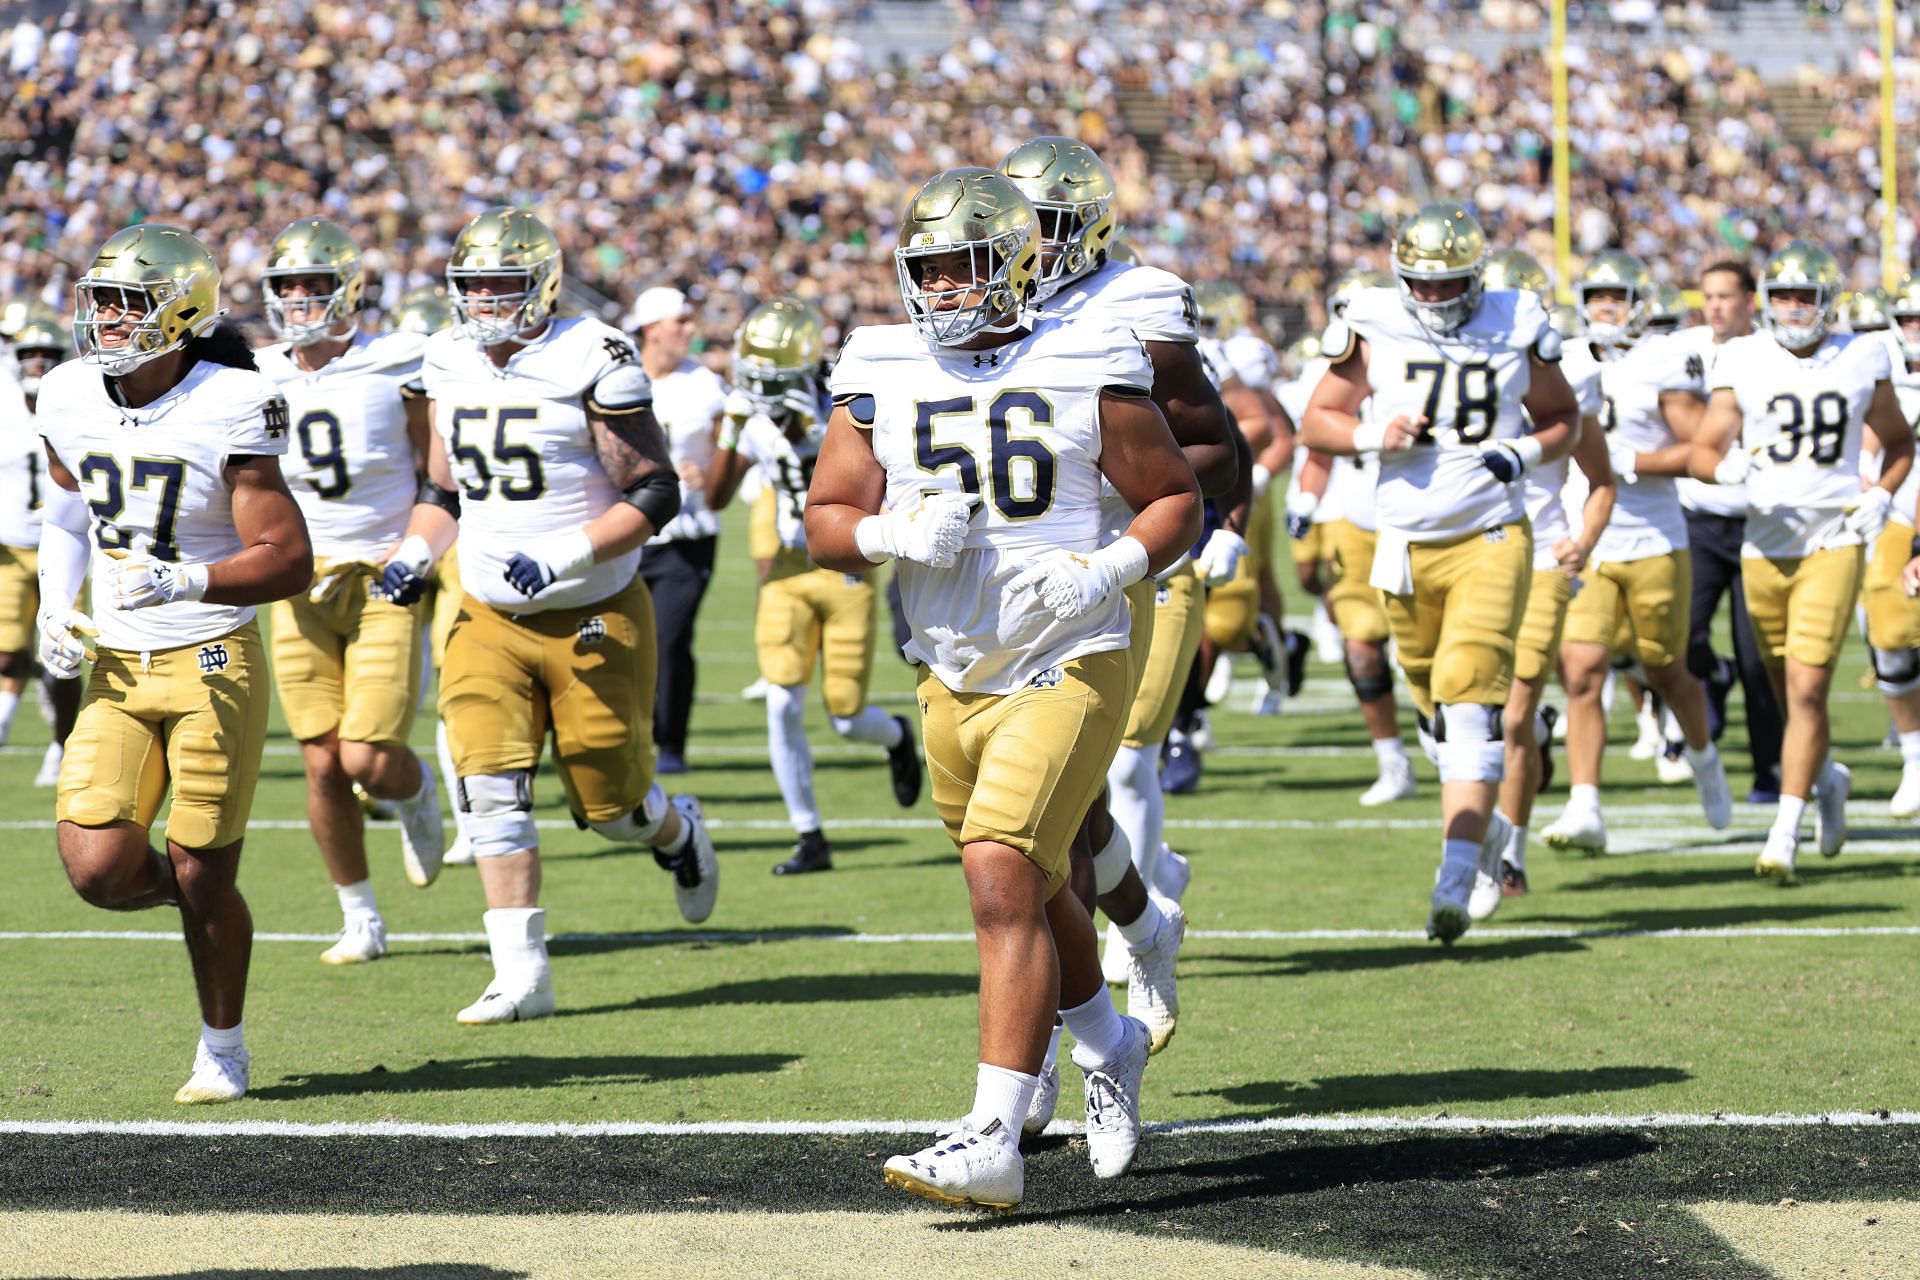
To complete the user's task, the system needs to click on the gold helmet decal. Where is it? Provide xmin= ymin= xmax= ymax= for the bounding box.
xmin=732 ymin=297 xmax=826 ymax=411
xmin=1644 ymin=280 xmax=1687 ymax=332
xmin=73 ymin=224 xmax=223 ymax=376
xmin=1481 ymin=250 xmax=1551 ymax=303
xmin=1392 ymin=203 xmax=1486 ymax=334
xmin=894 ymin=167 xmax=1041 ymax=348
xmin=1576 ymin=249 xmax=1653 ymax=346
xmin=1327 ymin=268 xmax=1393 ymax=319
xmin=997 ymin=137 xmax=1118 ymax=300
xmin=1192 ymin=281 xmax=1252 ymax=336
xmin=1281 ymin=333 xmax=1322 ymax=379
xmin=446 ymin=206 xmax=563 ymax=345
xmin=391 ymin=284 xmax=454 ymax=336
xmin=1839 ymin=286 xmax=1892 ymax=333
xmin=262 ymin=217 xmax=364 ymax=346
xmin=1759 ymin=240 xmax=1842 ymax=349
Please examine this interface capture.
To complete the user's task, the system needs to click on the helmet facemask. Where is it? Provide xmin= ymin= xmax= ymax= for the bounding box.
xmin=75 ymin=281 xmax=193 ymax=376
xmin=1029 ymin=197 xmax=1113 ymax=301
xmin=1397 ymin=267 xmax=1482 ymax=337
xmin=1896 ymin=310 xmax=1920 ymax=364
xmin=896 ymin=232 xmax=1032 ymax=348
xmin=447 ymin=264 xmax=554 ymax=346
xmin=1761 ymin=283 xmax=1833 ymax=351
xmin=263 ymin=268 xmax=356 ymax=347
xmin=1577 ymin=282 xmax=1646 ymax=348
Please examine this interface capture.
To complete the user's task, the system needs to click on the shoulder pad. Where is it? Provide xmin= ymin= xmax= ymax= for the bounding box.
xmin=1532 ymin=326 xmax=1563 ymax=363
xmin=1321 ymin=319 xmax=1356 ymax=362
xmin=588 ymin=362 xmax=653 ymax=414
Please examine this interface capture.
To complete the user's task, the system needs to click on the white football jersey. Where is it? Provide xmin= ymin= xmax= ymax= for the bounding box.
xmin=0 ymin=373 xmax=44 ymax=549
xmin=35 ymin=358 xmax=290 ymax=652
xmin=1221 ymin=332 xmax=1282 ymax=390
xmin=1538 ymin=342 xmax=1607 ymax=564
xmin=1281 ymin=354 xmax=1380 ymax=534
xmin=1038 ymin=258 xmax=1198 ymax=346
xmin=1713 ymin=329 xmax=1893 ymax=559
xmin=1342 ymin=287 xmax=1557 ymax=541
xmin=830 ymin=316 xmax=1153 ymax=694
xmin=256 ymin=332 xmax=425 ymax=560
xmin=1884 ymin=332 xmax=1920 ymax=528
xmin=735 ymin=387 xmax=833 ymax=554
xmin=1675 ymin=324 xmax=1747 ymax=517
xmin=648 ymin=358 xmax=729 ymax=543
xmin=1586 ymin=333 xmax=1704 ymax=560
xmin=421 ymin=317 xmax=643 ymax=613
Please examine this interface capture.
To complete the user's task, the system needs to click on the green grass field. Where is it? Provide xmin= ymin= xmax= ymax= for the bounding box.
xmin=2 ymin=507 xmax=1918 ymax=1278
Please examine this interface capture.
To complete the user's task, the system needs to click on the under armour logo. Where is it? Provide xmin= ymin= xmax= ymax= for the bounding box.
xmin=972 ymin=351 xmax=1000 ymax=368
xmin=197 ymin=644 xmax=230 ymax=673
xmin=1155 ymin=582 xmax=1172 ymax=606
xmin=1484 ymin=527 xmax=1508 ymax=544
xmin=1029 ymin=666 xmax=1064 ymax=689
xmin=578 ymin=616 xmax=607 ymax=646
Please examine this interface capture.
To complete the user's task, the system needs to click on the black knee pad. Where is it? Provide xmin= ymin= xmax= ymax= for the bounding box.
xmin=1870 ymin=645 xmax=1920 ymax=695
xmin=1346 ymin=656 xmax=1393 ymax=704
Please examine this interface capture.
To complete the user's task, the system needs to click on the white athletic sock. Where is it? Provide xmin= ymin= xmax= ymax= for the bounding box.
xmin=1773 ymin=794 xmax=1808 ymax=841
xmin=482 ymin=907 xmax=548 ymax=987
xmin=1116 ymin=896 xmax=1164 ymax=951
xmin=766 ymin=683 xmax=820 ymax=833
xmin=966 ymin=1062 xmax=1038 ymax=1141
xmin=436 ymin=721 xmax=469 ymax=842
xmin=1062 ymin=987 xmax=1127 ymax=1068
xmin=0 ymin=690 xmax=18 ymax=742
xmin=1040 ymin=1021 xmax=1062 ymax=1073
xmin=1684 ymin=742 xmax=1720 ymax=772
xmin=1372 ymin=736 xmax=1409 ymax=768
xmin=1505 ymin=824 xmax=1528 ymax=871
xmin=201 ymin=1020 xmax=244 ymax=1053
xmin=334 ymin=878 xmax=379 ymax=923
xmin=1107 ymin=744 xmax=1164 ymax=889
xmin=1569 ymin=783 xmax=1601 ymax=813
xmin=1900 ymin=731 xmax=1920 ymax=766
xmin=834 ymin=703 xmax=902 ymax=747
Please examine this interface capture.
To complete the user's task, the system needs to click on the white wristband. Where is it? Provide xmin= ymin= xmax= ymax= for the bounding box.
xmin=1351 ymin=422 xmax=1386 ymax=454
xmin=1507 ymin=436 xmax=1545 ymax=471
xmin=1251 ymin=463 xmax=1273 ymax=499
xmin=854 ymin=515 xmax=895 ymax=565
xmin=392 ymin=534 xmax=434 ymax=576
xmin=175 ymin=562 xmax=210 ymax=603
xmin=546 ymin=529 xmax=597 ymax=577
xmin=1099 ymin=535 xmax=1151 ymax=588
xmin=717 ymin=415 xmax=745 ymax=453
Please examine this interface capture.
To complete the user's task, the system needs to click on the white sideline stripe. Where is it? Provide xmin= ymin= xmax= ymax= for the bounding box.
xmin=5 ymin=924 xmax=1919 ymax=946
xmin=1 ymin=1111 xmax=1915 ymax=1141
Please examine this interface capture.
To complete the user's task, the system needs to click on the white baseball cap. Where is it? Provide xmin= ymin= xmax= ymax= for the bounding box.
xmin=625 ymin=286 xmax=691 ymax=332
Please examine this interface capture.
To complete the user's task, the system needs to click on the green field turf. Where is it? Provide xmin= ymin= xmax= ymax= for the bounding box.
xmin=2 ymin=506 xmax=1918 ymax=1276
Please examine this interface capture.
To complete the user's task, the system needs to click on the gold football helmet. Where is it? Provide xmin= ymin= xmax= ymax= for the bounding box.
xmin=732 ymin=297 xmax=826 ymax=412
xmin=1576 ymin=250 xmax=1653 ymax=346
xmin=895 ymin=167 xmax=1040 ymax=347
xmin=73 ymin=224 xmax=222 ymax=376
xmin=1548 ymin=302 xmax=1582 ymax=336
xmin=391 ymin=284 xmax=454 ymax=336
xmin=0 ymin=297 xmax=39 ymax=345
xmin=446 ymin=206 xmax=563 ymax=345
xmin=1281 ymin=333 xmax=1322 ymax=380
xmin=997 ymin=137 xmax=1118 ymax=300
xmin=1839 ymin=287 xmax=1892 ymax=333
xmin=1392 ymin=203 xmax=1486 ymax=334
xmin=1192 ymin=281 xmax=1252 ymax=336
xmin=261 ymin=217 xmax=364 ymax=346
xmin=11 ymin=304 xmax=70 ymax=396
xmin=1890 ymin=273 xmax=1920 ymax=361
xmin=1327 ymin=268 xmax=1393 ymax=319
xmin=1759 ymin=240 xmax=1843 ymax=349
xmin=1644 ymin=280 xmax=1687 ymax=332
xmin=1481 ymin=249 xmax=1551 ymax=303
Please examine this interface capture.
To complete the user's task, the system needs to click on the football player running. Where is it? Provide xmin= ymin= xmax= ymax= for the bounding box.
xmin=36 ymin=225 xmax=314 ymax=1102
xmin=704 ymin=297 xmax=923 ymax=875
xmin=1000 ymin=136 xmax=1243 ymax=1067
xmin=1691 ymin=242 xmax=1912 ymax=882
xmin=809 ymin=168 xmax=1201 ymax=1211
xmin=381 ymin=207 xmax=717 ymax=1023
xmin=1869 ymin=276 xmax=1920 ymax=814
xmin=0 ymin=304 xmax=82 ymax=786
xmin=1542 ymin=252 xmax=1733 ymax=855
xmin=255 ymin=219 xmax=446 ymax=966
xmin=1301 ymin=203 xmax=1581 ymax=943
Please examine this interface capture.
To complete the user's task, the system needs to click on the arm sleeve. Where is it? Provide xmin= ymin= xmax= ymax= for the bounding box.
xmin=36 ymin=481 xmax=91 ymax=613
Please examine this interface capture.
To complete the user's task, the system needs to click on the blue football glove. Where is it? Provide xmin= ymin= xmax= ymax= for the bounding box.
xmin=502 ymin=531 xmax=596 ymax=599
xmin=503 ymin=552 xmax=555 ymax=598
xmin=1478 ymin=441 xmax=1530 ymax=484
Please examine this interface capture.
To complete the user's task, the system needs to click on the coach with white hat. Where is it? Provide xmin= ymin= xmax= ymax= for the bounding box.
xmin=628 ymin=286 xmax=729 ymax=774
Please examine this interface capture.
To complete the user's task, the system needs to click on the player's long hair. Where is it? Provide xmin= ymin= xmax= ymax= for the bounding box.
xmin=185 ymin=321 xmax=261 ymax=371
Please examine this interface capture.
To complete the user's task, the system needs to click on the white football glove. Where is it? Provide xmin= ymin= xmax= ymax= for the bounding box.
xmin=1193 ymin=529 xmax=1249 ymax=587
xmin=717 ymin=390 xmax=756 ymax=451
xmin=1844 ymin=486 xmax=1893 ymax=543
xmin=1713 ymin=448 xmax=1754 ymax=486
xmin=108 ymin=554 xmax=209 ymax=610
xmin=854 ymin=491 xmax=980 ymax=567
xmin=38 ymin=608 xmax=98 ymax=679
xmin=1605 ymin=435 xmax=1639 ymax=486
xmin=1008 ymin=537 xmax=1150 ymax=622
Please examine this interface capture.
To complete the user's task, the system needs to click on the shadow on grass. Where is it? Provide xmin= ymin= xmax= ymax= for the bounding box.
xmin=1520 ymin=901 xmax=1902 ymax=930
xmin=250 ymin=1052 xmax=797 ymax=1100
xmin=1190 ymin=935 xmax=1591 ymax=976
xmin=559 ymin=970 xmax=976 ymax=1017
xmin=47 ymin=1272 xmax=519 ymax=1280
xmin=1201 ymin=1064 xmax=1690 ymax=1115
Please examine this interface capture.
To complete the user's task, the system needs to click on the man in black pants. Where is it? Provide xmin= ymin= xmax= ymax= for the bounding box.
xmin=1676 ymin=261 xmax=1783 ymax=801
xmin=629 ymin=286 xmax=729 ymax=774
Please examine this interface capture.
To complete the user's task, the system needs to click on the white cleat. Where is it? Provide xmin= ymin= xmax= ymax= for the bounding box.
xmin=1358 ymin=757 xmax=1417 ymax=807
xmin=397 ymin=761 xmax=446 ymax=888
xmin=1154 ymin=846 xmax=1191 ymax=903
xmin=1022 ymin=1063 xmax=1059 ymax=1136
xmin=1427 ymin=851 xmax=1476 ymax=945
xmin=1250 ymin=681 xmax=1284 ymax=716
xmin=1892 ymin=762 xmax=1920 ymax=819
xmin=740 ymin=676 xmax=769 ymax=701
xmin=1205 ymin=653 xmax=1234 ymax=705
xmin=1692 ymin=750 xmax=1733 ymax=830
xmin=1815 ymin=763 xmax=1850 ymax=857
xmin=883 ymin=1119 xmax=1023 ymax=1212
xmin=1467 ymin=811 xmax=1512 ymax=923
xmin=1755 ymin=832 xmax=1798 ymax=884
xmin=1100 ymin=919 xmax=1131 ymax=987
xmin=1542 ymin=804 xmax=1607 ymax=855
xmin=174 ymin=1041 xmax=249 ymax=1105
xmin=1127 ymin=899 xmax=1184 ymax=1054
xmin=33 ymin=741 xmax=63 ymax=788
xmin=1629 ymin=709 xmax=1661 ymax=760
xmin=661 ymin=795 xmax=719 ymax=923
xmin=456 ymin=972 xmax=555 ymax=1025
xmin=443 ymin=834 xmax=476 ymax=867
xmin=1655 ymin=751 xmax=1693 ymax=785
xmin=320 ymin=915 xmax=387 ymax=966
xmin=1079 ymin=1017 xmax=1150 ymax=1179
xmin=1188 ymin=709 xmax=1214 ymax=753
